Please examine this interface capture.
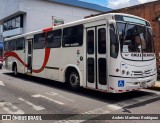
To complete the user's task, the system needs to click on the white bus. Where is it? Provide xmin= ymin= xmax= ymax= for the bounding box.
xmin=3 ymin=13 xmax=157 ymax=93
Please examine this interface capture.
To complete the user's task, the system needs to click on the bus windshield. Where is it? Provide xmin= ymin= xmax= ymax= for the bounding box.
xmin=116 ymin=22 xmax=155 ymax=61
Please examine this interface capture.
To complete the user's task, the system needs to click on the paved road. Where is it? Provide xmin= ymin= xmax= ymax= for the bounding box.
xmin=0 ymin=69 xmax=160 ymax=123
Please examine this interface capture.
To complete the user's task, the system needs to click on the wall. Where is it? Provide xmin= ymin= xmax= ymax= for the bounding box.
xmin=0 ymin=0 xmax=20 ymax=20
xmin=19 ymin=0 xmax=99 ymax=32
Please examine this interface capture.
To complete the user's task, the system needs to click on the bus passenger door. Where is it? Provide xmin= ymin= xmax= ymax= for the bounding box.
xmin=86 ymin=25 xmax=107 ymax=91
xmin=86 ymin=27 xmax=96 ymax=88
xmin=25 ymin=38 xmax=33 ymax=74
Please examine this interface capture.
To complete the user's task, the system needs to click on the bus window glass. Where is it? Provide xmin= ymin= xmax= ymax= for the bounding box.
xmin=110 ymin=24 xmax=119 ymax=58
xmin=98 ymin=28 xmax=106 ymax=54
xmin=62 ymin=25 xmax=83 ymax=47
xmin=119 ymin=24 xmax=154 ymax=53
xmin=47 ymin=29 xmax=61 ymax=48
xmin=98 ymin=58 xmax=107 ymax=85
xmin=34 ymin=33 xmax=46 ymax=49
xmin=4 ymin=42 xmax=9 ymax=51
xmin=87 ymin=58 xmax=94 ymax=83
xmin=87 ymin=30 xmax=94 ymax=54
xmin=16 ymin=38 xmax=24 ymax=50
xmin=9 ymin=40 xmax=16 ymax=51
xmin=138 ymin=27 xmax=154 ymax=53
xmin=146 ymin=28 xmax=154 ymax=53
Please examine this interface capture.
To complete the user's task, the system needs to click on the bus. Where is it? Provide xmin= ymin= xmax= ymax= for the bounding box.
xmin=3 ymin=13 xmax=157 ymax=93
xmin=0 ymin=41 xmax=3 ymax=69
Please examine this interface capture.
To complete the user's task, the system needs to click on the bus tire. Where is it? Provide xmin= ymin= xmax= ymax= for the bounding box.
xmin=67 ymin=69 xmax=80 ymax=91
xmin=13 ymin=64 xmax=18 ymax=76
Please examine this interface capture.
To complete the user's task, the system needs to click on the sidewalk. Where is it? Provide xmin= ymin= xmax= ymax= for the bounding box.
xmin=148 ymin=81 xmax=160 ymax=91
xmin=154 ymin=81 xmax=160 ymax=87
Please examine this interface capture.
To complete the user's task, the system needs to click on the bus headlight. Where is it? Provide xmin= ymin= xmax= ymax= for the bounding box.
xmin=122 ymin=70 xmax=125 ymax=75
xmin=126 ymin=71 xmax=130 ymax=75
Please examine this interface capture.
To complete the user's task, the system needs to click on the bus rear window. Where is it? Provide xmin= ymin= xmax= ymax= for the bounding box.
xmin=62 ymin=25 xmax=83 ymax=47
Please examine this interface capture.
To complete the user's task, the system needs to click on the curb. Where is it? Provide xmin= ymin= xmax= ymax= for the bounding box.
xmin=148 ymin=81 xmax=160 ymax=91
xmin=154 ymin=81 xmax=160 ymax=87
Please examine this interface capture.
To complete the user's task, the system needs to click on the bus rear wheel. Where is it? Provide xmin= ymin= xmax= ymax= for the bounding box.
xmin=13 ymin=65 xmax=18 ymax=76
xmin=67 ymin=70 xmax=80 ymax=91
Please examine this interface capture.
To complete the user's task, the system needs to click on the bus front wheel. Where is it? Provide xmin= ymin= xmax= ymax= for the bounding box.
xmin=67 ymin=69 xmax=80 ymax=91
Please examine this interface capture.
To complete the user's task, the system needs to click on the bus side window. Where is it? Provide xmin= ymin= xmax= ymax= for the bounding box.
xmin=62 ymin=25 xmax=83 ymax=47
xmin=34 ymin=33 xmax=46 ymax=49
xmin=4 ymin=41 xmax=9 ymax=51
xmin=46 ymin=29 xmax=61 ymax=48
xmin=16 ymin=38 xmax=24 ymax=50
xmin=9 ymin=39 xmax=16 ymax=51
xmin=110 ymin=24 xmax=119 ymax=58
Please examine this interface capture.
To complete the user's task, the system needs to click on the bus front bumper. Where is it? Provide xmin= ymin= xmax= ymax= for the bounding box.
xmin=108 ymin=74 xmax=157 ymax=93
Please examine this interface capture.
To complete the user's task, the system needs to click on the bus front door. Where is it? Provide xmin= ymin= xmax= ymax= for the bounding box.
xmin=25 ymin=39 xmax=33 ymax=74
xmin=86 ymin=26 xmax=107 ymax=91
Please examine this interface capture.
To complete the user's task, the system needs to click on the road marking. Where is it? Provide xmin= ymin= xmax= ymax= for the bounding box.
xmin=0 ymin=102 xmax=24 ymax=114
xmin=46 ymin=92 xmax=75 ymax=102
xmin=18 ymin=97 xmax=45 ymax=111
xmin=55 ymin=104 xmax=122 ymax=123
xmin=31 ymin=94 xmax=64 ymax=105
xmin=55 ymin=92 xmax=160 ymax=123
xmin=0 ymin=81 xmax=5 ymax=86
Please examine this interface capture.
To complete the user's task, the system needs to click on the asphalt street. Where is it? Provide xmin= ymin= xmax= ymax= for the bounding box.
xmin=0 ymin=69 xmax=160 ymax=123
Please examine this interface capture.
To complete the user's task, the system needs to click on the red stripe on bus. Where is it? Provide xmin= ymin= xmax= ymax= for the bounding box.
xmin=110 ymin=87 xmax=114 ymax=90
xmin=32 ymin=48 xmax=50 ymax=73
xmin=43 ymin=27 xmax=53 ymax=32
xmin=4 ymin=48 xmax=51 ymax=73
xmin=118 ymin=90 xmax=123 ymax=92
xmin=4 ymin=52 xmax=28 ymax=67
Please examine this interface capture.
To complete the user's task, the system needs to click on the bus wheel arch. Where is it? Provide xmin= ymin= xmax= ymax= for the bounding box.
xmin=12 ymin=62 xmax=18 ymax=76
xmin=64 ymin=66 xmax=82 ymax=90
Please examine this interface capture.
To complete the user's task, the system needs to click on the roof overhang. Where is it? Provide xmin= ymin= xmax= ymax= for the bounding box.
xmin=47 ymin=0 xmax=112 ymax=12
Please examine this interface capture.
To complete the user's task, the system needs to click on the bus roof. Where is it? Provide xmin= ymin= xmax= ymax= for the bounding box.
xmin=4 ymin=13 xmax=150 ymax=41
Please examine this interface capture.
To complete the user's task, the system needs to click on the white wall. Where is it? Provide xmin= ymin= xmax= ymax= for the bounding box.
xmin=19 ymin=0 xmax=99 ymax=33
xmin=0 ymin=0 xmax=20 ymax=20
xmin=0 ymin=0 xmax=100 ymax=35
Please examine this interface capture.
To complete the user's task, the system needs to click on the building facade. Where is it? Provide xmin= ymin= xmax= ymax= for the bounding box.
xmin=0 ymin=0 xmax=111 ymax=39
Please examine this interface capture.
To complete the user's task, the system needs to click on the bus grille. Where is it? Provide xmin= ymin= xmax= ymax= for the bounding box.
xmin=132 ymin=69 xmax=152 ymax=76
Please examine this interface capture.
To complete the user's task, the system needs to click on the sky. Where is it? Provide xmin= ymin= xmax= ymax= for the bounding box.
xmin=79 ymin=0 xmax=157 ymax=9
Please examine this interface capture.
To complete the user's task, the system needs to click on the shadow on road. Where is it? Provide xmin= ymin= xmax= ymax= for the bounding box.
xmin=3 ymin=72 xmax=157 ymax=104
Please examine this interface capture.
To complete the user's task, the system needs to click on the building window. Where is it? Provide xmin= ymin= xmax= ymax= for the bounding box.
xmin=62 ymin=25 xmax=83 ymax=47
xmin=34 ymin=33 xmax=46 ymax=49
xmin=3 ymin=15 xmax=23 ymax=32
xmin=46 ymin=29 xmax=61 ymax=48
